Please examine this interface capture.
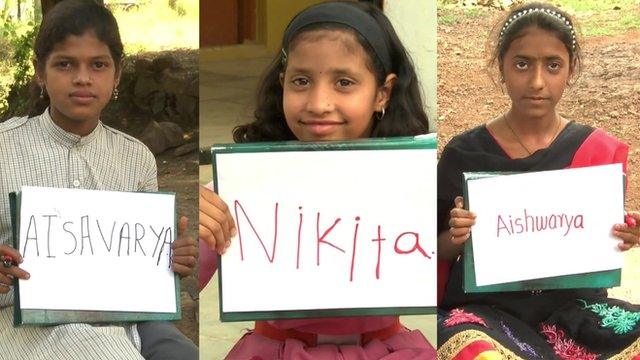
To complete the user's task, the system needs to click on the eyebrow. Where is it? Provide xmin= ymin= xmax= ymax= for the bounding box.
xmin=49 ymin=54 xmax=113 ymax=61
xmin=287 ymin=67 xmax=361 ymax=76
xmin=513 ymin=55 xmax=565 ymax=62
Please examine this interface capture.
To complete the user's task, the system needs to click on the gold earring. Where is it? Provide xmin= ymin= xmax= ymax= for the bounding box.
xmin=39 ymin=86 xmax=45 ymax=99
xmin=113 ymin=88 xmax=119 ymax=100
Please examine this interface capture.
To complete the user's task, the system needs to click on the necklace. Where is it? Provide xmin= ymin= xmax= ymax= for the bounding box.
xmin=503 ymin=114 xmax=562 ymax=156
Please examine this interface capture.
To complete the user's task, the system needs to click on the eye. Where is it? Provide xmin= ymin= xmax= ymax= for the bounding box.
xmin=515 ymin=61 xmax=528 ymax=70
xmin=548 ymin=62 xmax=561 ymax=72
xmin=55 ymin=60 xmax=72 ymax=69
xmin=93 ymin=61 xmax=109 ymax=70
xmin=337 ymin=78 xmax=354 ymax=87
xmin=291 ymin=77 xmax=309 ymax=87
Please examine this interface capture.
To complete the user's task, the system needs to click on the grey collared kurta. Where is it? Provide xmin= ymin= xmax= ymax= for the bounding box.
xmin=0 ymin=110 xmax=157 ymax=359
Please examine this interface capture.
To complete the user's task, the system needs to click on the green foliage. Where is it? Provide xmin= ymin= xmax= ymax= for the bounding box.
xmin=0 ymin=18 xmax=37 ymax=118
xmin=112 ymin=0 xmax=198 ymax=54
xmin=0 ymin=0 xmax=39 ymax=118
xmin=168 ymin=0 xmax=186 ymax=17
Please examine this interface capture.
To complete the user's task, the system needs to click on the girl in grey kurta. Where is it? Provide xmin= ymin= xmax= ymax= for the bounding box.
xmin=0 ymin=1 xmax=197 ymax=359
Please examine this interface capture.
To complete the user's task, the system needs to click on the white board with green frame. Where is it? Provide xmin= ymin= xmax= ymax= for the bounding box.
xmin=10 ymin=186 xmax=180 ymax=325
xmin=212 ymin=135 xmax=438 ymax=321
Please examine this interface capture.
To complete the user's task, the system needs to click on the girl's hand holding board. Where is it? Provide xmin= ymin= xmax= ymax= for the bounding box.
xmin=437 ymin=196 xmax=476 ymax=261
xmin=614 ymin=211 xmax=640 ymax=251
xmin=0 ymin=244 xmax=30 ymax=294
xmin=448 ymin=196 xmax=476 ymax=245
xmin=199 ymin=185 xmax=235 ymax=255
xmin=171 ymin=216 xmax=198 ymax=277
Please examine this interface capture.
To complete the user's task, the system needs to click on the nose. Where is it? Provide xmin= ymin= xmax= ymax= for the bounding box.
xmin=73 ymin=64 xmax=93 ymax=86
xmin=305 ymin=83 xmax=334 ymax=115
xmin=530 ymin=64 xmax=545 ymax=91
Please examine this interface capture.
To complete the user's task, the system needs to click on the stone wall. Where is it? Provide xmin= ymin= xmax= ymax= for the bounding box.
xmin=113 ymin=51 xmax=198 ymax=155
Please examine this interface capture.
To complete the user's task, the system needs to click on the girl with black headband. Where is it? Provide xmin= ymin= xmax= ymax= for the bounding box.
xmin=199 ymin=1 xmax=435 ymax=358
xmin=437 ymin=2 xmax=640 ymax=359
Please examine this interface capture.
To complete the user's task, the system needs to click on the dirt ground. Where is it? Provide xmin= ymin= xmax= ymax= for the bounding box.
xmin=438 ymin=8 xmax=640 ymax=302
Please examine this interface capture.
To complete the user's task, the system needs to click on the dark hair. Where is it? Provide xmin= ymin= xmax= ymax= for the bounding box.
xmin=489 ymin=2 xmax=582 ymax=79
xmin=29 ymin=0 xmax=123 ymax=115
xmin=233 ymin=1 xmax=429 ymax=142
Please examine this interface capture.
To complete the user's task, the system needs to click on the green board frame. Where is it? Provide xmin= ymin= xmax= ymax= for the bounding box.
xmin=9 ymin=190 xmax=181 ymax=326
xmin=212 ymin=135 xmax=437 ymax=322
xmin=462 ymin=171 xmax=622 ymax=293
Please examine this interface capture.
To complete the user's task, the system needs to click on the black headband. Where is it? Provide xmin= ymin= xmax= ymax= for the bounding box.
xmin=282 ymin=2 xmax=392 ymax=75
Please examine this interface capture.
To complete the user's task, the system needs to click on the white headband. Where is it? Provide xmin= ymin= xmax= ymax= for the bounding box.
xmin=500 ymin=7 xmax=576 ymax=50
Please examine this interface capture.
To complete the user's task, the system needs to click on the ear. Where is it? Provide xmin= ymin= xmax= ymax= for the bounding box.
xmin=279 ymin=72 xmax=285 ymax=88
xmin=33 ymin=58 xmax=44 ymax=86
xmin=498 ymin=61 xmax=505 ymax=83
xmin=114 ymin=59 xmax=125 ymax=88
xmin=375 ymin=73 xmax=397 ymax=111
xmin=567 ymin=57 xmax=577 ymax=84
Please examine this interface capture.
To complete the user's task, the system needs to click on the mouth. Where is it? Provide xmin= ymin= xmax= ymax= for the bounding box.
xmin=525 ymin=96 xmax=549 ymax=102
xmin=299 ymin=119 xmax=346 ymax=136
xmin=69 ymin=91 xmax=97 ymax=104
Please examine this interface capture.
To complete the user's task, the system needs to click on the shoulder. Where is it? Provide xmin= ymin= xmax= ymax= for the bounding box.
xmin=565 ymin=121 xmax=594 ymax=137
xmin=438 ymin=125 xmax=491 ymax=178
xmin=102 ymin=123 xmax=147 ymax=147
xmin=441 ymin=124 xmax=491 ymax=158
xmin=582 ymin=124 xmax=628 ymax=153
xmin=567 ymin=121 xmax=629 ymax=170
xmin=0 ymin=116 xmax=32 ymax=135
xmin=565 ymin=121 xmax=626 ymax=149
xmin=101 ymin=124 xmax=156 ymax=165
xmin=445 ymin=125 xmax=487 ymax=149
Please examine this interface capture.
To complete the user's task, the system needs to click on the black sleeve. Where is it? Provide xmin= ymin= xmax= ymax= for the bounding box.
xmin=437 ymin=141 xmax=466 ymax=234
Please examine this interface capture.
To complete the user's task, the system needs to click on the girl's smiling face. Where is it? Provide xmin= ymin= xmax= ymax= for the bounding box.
xmin=281 ymin=30 xmax=394 ymax=142
xmin=37 ymin=30 xmax=121 ymax=134
xmin=501 ymin=26 xmax=573 ymax=120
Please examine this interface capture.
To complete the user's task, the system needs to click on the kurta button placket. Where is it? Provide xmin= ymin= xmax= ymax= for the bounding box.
xmin=69 ymin=145 xmax=82 ymax=188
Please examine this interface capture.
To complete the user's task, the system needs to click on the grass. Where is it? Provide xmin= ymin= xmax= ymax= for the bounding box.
xmin=552 ymin=0 xmax=637 ymax=13
xmin=438 ymin=4 xmax=487 ymax=25
xmin=553 ymin=0 xmax=640 ymax=36
xmin=111 ymin=0 xmax=198 ymax=54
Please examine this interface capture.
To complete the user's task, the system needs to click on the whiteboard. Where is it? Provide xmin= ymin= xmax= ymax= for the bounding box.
xmin=16 ymin=186 xmax=177 ymax=313
xmin=467 ymin=164 xmax=624 ymax=286
xmin=214 ymin=140 xmax=437 ymax=318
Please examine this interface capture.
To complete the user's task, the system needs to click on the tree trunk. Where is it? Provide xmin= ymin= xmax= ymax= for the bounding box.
xmin=41 ymin=0 xmax=104 ymax=16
